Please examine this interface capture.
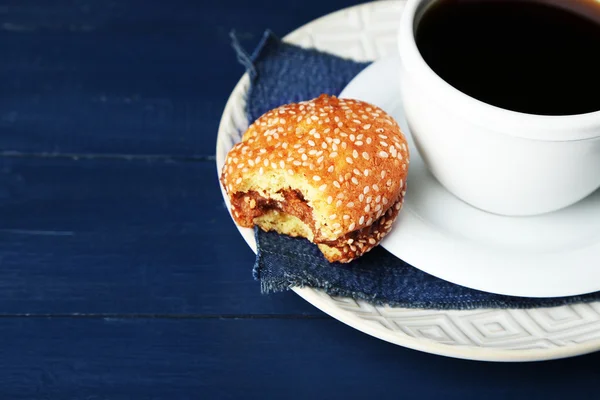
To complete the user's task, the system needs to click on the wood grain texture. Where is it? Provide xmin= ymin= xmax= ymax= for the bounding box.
xmin=0 ymin=0 xmax=366 ymax=157
xmin=0 ymin=156 xmax=321 ymax=316
xmin=0 ymin=317 xmax=598 ymax=399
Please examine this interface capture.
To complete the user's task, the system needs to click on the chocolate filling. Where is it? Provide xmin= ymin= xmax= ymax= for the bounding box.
xmin=232 ymin=189 xmax=315 ymax=231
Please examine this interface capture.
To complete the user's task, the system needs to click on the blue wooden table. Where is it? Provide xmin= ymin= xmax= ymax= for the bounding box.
xmin=1 ymin=0 xmax=598 ymax=398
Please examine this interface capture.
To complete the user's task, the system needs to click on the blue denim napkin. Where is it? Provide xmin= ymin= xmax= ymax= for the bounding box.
xmin=232 ymin=30 xmax=600 ymax=309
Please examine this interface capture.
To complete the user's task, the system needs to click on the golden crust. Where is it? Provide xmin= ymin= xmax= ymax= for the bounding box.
xmin=220 ymin=94 xmax=409 ymax=262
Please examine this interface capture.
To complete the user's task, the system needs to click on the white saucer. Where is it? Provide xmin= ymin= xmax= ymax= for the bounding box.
xmin=340 ymin=56 xmax=600 ymax=298
xmin=217 ymin=1 xmax=600 ymax=361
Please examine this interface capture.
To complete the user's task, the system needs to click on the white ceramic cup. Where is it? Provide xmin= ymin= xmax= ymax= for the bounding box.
xmin=397 ymin=0 xmax=600 ymax=216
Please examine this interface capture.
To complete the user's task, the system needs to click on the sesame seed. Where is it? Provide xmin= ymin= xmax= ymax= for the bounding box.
xmin=313 ymin=175 xmax=321 ymax=181
xmin=319 ymin=184 xmax=327 ymax=191
xmin=383 ymin=197 xmax=388 ymax=205
xmin=364 ymin=169 xmax=370 ymax=176
xmin=380 ymin=141 xmax=388 ymax=147
xmin=327 ymin=196 xmax=333 ymax=204
xmin=359 ymin=194 xmax=364 ymax=202
xmin=297 ymin=116 xmax=302 ymax=122
xmin=387 ymin=179 xmax=392 ymax=186
xmin=355 ymin=141 xmax=363 ymax=146
xmin=364 ymin=205 xmax=371 ymax=212
xmin=288 ymin=169 xmax=294 ymax=175
xmin=378 ymin=151 xmax=389 ymax=158
xmin=359 ymin=216 xmax=365 ymax=225
xmin=353 ymin=168 xmax=360 ymax=175
xmin=328 ymin=165 xmax=334 ymax=173
xmin=332 ymin=143 xmax=338 ymax=151
xmin=308 ymin=140 xmax=315 ymax=147
xmin=333 ymin=223 xmax=341 ymax=229
xmin=373 ymin=184 xmax=379 ymax=191
xmin=271 ymin=162 xmax=277 ymax=169
xmin=336 ymin=200 xmax=342 ymax=207
xmin=364 ymin=186 xmax=370 ymax=194
xmin=378 ymin=134 xmax=388 ymax=139
xmin=362 ymin=152 xmax=370 ymax=160
xmin=363 ymin=124 xmax=371 ymax=129
xmin=309 ymin=128 xmax=317 ymax=135
xmin=298 ymin=148 xmax=306 ymax=153
xmin=321 ymin=142 xmax=327 ymax=149
xmin=317 ymin=156 xmax=324 ymax=164
xmin=350 ymin=134 xmax=355 ymax=141
xmin=367 ymin=217 xmax=373 ymax=225
xmin=351 ymin=177 xmax=359 ymax=185
xmin=282 ymin=142 xmax=288 ymax=149
xmin=329 ymin=214 xmax=337 ymax=220
xmin=352 ymin=150 xmax=359 ymax=159
xmin=259 ymin=167 xmax=264 ymax=175
xmin=235 ymin=177 xmax=242 ymax=184
xmin=381 ymin=170 xmax=386 ymax=179
xmin=366 ymin=196 xmax=372 ymax=203
xmin=259 ymin=149 xmax=267 ymax=154
xmin=333 ymin=181 xmax=341 ymax=188
xmin=346 ymin=157 xmax=353 ymax=164
xmin=263 ymin=159 xmax=269 ymax=166
xmin=341 ymin=142 xmax=347 ymax=149
xmin=310 ymin=115 xmax=318 ymax=121
xmin=309 ymin=149 xmax=317 ymax=155
xmin=349 ymin=222 xmax=356 ymax=231
xmin=347 ymin=202 xmax=354 ymax=207
xmin=333 ymin=138 xmax=340 ymax=144
xmin=301 ymin=154 xmax=308 ymax=161
xmin=293 ymin=161 xmax=301 ymax=166
xmin=376 ymin=195 xmax=381 ymax=203
xmin=279 ymin=161 xmax=285 ymax=168
xmin=366 ymin=137 xmax=372 ymax=144
xmin=375 ymin=204 xmax=381 ymax=211
xmin=368 ymin=238 xmax=377 ymax=245
xmin=329 ymin=152 xmax=338 ymax=158
xmin=314 ymin=133 xmax=321 ymax=139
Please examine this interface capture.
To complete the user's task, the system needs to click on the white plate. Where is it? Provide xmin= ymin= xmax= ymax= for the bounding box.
xmin=216 ymin=0 xmax=600 ymax=361
xmin=341 ymin=56 xmax=600 ymax=298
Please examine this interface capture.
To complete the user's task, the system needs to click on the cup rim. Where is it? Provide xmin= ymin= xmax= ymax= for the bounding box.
xmin=398 ymin=0 xmax=600 ymax=142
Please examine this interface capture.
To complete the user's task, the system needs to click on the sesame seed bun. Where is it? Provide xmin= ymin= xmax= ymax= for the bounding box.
xmin=221 ymin=94 xmax=409 ymax=263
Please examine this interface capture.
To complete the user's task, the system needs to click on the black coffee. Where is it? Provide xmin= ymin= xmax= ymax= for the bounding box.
xmin=416 ymin=0 xmax=600 ymax=115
